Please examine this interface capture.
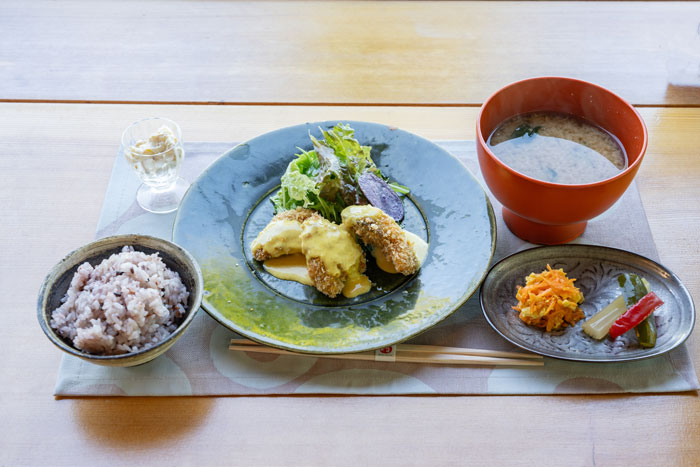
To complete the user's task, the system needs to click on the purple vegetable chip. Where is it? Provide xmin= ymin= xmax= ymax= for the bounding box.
xmin=358 ymin=172 xmax=404 ymax=222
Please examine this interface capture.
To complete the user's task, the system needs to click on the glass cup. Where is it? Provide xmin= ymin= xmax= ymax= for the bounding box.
xmin=120 ymin=117 xmax=190 ymax=214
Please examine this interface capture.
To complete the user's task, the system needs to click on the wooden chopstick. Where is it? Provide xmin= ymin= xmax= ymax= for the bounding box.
xmin=230 ymin=338 xmax=542 ymax=359
xmin=229 ymin=339 xmax=544 ymax=367
xmin=389 ymin=343 xmax=542 ymax=360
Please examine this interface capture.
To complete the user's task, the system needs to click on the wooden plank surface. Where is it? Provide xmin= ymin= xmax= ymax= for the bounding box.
xmin=4 ymin=1 xmax=700 ymax=464
xmin=2 ymin=1 xmax=700 ymax=105
xmin=2 ymin=103 xmax=699 ymax=465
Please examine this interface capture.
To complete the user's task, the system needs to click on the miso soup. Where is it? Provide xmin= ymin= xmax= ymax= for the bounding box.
xmin=487 ymin=111 xmax=626 ymax=185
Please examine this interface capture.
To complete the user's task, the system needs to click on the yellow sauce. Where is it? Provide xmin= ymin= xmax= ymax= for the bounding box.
xmin=259 ymin=217 xmax=372 ymax=298
xmin=300 ymin=218 xmax=363 ymax=277
xmin=263 ymin=253 xmax=313 ymax=286
xmin=254 ymin=206 xmax=427 ymax=298
xmin=404 ymin=230 xmax=429 ymax=266
xmin=264 ymin=252 xmax=371 ymax=298
xmin=301 ymin=218 xmax=371 ymax=298
xmin=372 ymin=247 xmax=398 ymax=274
xmin=251 ymin=219 xmax=303 ymax=258
xmin=342 ymin=273 xmax=372 ymax=298
xmin=341 ymin=204 xmax=383 ymax=223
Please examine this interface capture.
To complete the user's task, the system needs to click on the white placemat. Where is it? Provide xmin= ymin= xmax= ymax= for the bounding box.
xmin=54 ymin=141 xmax=699 ymax=396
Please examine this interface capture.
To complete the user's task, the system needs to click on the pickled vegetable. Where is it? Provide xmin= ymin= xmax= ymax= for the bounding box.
xmin=609 ymin=292 xmax=664 ymax=339
xmin=513 ymin=265 xmax=584 ymax=332
xmin=582 ymin=295 xmax=626 ymax=340
xmin=634 ymin=316 xmax=657 ymax=348
xmin=618 ymin=273 xmax=657 ymax=347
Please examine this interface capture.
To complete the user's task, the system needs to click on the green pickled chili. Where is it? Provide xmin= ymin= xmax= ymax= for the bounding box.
xmin=635 ymin=316 xmax=657 ymax=348
xmin=617 ymin=274 xmax=657 ymax=347
xmin=617 ymin=274 xmax=647 ymax=306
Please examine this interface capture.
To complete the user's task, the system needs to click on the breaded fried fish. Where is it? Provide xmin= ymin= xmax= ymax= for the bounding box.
xmin=251 ymin=207 xmax=321 ymax=261
xmin=300 ymin=216 xmax=368 ymax=298
xmin=341 ymin=205 xmax=423 ymax=275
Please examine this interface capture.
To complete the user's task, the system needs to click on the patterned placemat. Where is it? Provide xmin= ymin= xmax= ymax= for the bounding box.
xmin=54 ymin=141 xmax=698 ymax=396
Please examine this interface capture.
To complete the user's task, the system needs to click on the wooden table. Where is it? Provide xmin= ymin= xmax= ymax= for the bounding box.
xmin=3 ymin=1 xmax=699 ymax=465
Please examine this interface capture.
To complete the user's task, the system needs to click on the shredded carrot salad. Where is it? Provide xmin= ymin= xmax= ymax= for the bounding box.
xmin=513 ymin=265 xmax=585 ymax=332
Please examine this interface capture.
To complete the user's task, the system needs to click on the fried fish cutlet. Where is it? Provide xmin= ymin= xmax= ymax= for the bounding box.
xmin=300 ymin=217 xmax=367 ymax=298
xmin=303 ymin=257 xmax=351 ymax=298
xmin=272 ymin=207 xmax=321 ymax=224
xmin=251 ymin=207 xmax=321 ymax=261
xmin=341 ymin=205 xmax=420 ymax=276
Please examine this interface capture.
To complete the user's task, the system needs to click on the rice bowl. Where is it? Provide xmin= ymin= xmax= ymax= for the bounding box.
xmin=38 ymin=234 xmax=203 ymax=367
xmin=50 ymin=246 xmax=189 ymax=355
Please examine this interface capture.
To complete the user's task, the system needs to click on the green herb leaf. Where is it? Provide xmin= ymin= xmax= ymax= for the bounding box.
xmin=511 ymin=124 xmax=542 ymax=138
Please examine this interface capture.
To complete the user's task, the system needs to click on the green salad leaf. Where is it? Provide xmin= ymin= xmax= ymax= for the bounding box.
xmin=271 ymin=123 xmax=407 ymax=223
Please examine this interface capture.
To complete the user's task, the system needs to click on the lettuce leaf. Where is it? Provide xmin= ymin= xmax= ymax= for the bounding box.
xmin=271 ymin=123 xmax=407 ymax=222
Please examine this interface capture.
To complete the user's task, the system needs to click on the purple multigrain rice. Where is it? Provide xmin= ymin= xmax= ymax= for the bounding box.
xmin=50 ymin=246 xmax=189 ymax=355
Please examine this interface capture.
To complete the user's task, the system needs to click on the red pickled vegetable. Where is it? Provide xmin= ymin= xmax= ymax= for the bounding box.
xmin=609 ymin=292 xmax=664 ymax=339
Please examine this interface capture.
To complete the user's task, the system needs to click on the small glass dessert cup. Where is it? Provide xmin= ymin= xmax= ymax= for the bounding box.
xmin=121 ymin=117 xmax=189 ymax=214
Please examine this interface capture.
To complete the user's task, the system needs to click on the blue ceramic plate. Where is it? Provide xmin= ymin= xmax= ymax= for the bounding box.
xmin=480 ymin=245 xmax=695 ymax=362
xmin=173 ymin=121 xmax=496 ymax=353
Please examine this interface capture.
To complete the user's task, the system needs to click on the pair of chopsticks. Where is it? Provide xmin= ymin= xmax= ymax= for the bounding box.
xmin=229 ymin=339 xmax=544 ymax=367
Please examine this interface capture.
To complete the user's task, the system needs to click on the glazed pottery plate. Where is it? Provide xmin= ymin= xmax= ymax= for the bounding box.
xmin=172 ymin=121 xmax=496 ymax=354
xmin=480 ymin=245 xmax=695 ymax=362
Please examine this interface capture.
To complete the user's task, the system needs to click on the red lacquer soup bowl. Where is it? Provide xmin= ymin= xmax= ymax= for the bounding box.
xmin=476 ymin=77 xmax=648 ymax=244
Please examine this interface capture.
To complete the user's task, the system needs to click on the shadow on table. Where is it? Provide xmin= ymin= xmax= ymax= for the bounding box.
xmin=74 ymin=398 xmax=214 ymax=447
xmin=664 ymin=83 xmax=700 ymax=103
